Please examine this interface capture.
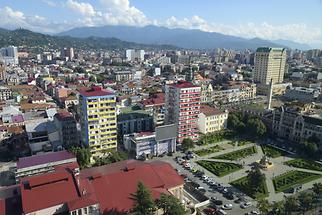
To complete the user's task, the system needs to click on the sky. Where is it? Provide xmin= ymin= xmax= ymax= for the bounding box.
xmin=0 ymin=0 xmax=322 ymax=48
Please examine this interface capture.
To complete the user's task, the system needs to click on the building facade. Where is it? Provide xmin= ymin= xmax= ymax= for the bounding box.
xmin=254 ymin=47 xmax=287 ymax=85
xmin=165 ymin=81 xmax=201 ymax=143
xmin=0 ymin=86 xmax=12 ymax=101
xmin=271 ymin=106 xmax=322 ymax=144
xmin=198 ymin=105 xmax=228 ymax=134
xmin=79 ymin=86 xmax=117 ymax=158
xmin=54 ymin=111 xmax=78 ymax=149
xmin=123 ymin=124 xmax=177 ymax=159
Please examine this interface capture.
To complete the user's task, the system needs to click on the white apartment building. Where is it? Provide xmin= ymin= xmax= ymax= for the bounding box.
xmin=198 ymin=105 xmax=228 ymax=134
xmin=126 ymin=49 xmax=145 ymax=62
xmin=254 ymin=47 xmax=287 ymax=85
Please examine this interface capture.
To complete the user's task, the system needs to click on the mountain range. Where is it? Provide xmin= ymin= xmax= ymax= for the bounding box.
xmin=58 ymin=25 xmax=311 ymax=50
xmin=0 ymin=28 xmax=177 ymax=52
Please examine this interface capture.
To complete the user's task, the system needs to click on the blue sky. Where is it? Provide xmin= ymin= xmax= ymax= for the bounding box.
xmin=0 ymin=0 xmax=321 ymax=48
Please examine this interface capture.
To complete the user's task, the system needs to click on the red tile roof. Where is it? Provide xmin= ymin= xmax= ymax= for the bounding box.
xmin=17 ymin=151 xmax=76 ymax=169
xmin=169 ymin=81 xmax=196 ymax=88
xmin=142 ymin=93 xmax=165 ymax=107
xmin=79 ymin=86 xmax=114 ymax=97
xmin=200 ymin=105 xmax=225 ymax=117
xmin=0 ymin=198 xmax=5 ymax=215
xmin=21 ymin=170 xmax=80 ymax=213
xmin=20 ymin=160 xmax=183 ymax=214
xmin=81 ymin=160 xmax=184 ymax=214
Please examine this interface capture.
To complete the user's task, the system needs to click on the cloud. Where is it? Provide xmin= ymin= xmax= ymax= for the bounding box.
xmin=0 ymin=2 xmax=321 ymax=47
xmin=164 ymin=15 xmax=322 ymax=45
xmin=42 ymin=0 xmax=57 ymax=7
xmin=65 ymin=0 xmax=96 ymax=17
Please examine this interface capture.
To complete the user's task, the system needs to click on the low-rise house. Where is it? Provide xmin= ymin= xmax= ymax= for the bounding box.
xmin=15 ymin=150 xmax=77 ymax=182
xmin=198 ymin=105 xmax=228 ymax=134
xmin=123 ymin=124 xmax=177 ymax=158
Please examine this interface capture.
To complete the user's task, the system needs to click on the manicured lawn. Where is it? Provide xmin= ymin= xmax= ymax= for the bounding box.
xmin=261 ymin=145 xmax=287 ymax=158
xmin=212 ymin=146 xmax=257 ymax=161
xmin=285 ymin=159 xmax=322 ymax=172
xmin=230 ymin=176 xmax=268 ymax=199
xmin=273 ymin=170 xmax=322 ymax=193
xmin=228 ymin=140 xmax=252 ymax=147
xmin=194 ymin=145 xmax=223 ymax=156
xmin=196 ymin=160 xmax=243 ymax=177
xmin=198 ymin=131 xmax=236 ymax=145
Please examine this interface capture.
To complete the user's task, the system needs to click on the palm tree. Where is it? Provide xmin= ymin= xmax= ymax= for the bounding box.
xmin=257 ymin=199 xmax=271 ymax=214
xmin=298 ymin=192 xmax=314 ymax=213
xmin=271 ymin=201 xmax=285 ymax=215
xmin=285 ymin=196 xmax=298 ymax=215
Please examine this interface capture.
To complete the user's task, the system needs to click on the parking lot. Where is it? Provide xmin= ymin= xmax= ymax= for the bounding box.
xmin=155 ymin=152 xmax=259 ymax=215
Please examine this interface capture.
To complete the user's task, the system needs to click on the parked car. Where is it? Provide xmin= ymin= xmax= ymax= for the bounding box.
xmin=211 ymin=197 xmax=223 ymax=205
xmin=221 ymin=204 xmax=233 ymax=210
xmin=241 ymin=202 xmax=252 ymax=209
xmin=245 ymin=210 xmax=260 ymax=215
xmin=223 ymin=192 xmax=234 ymax=200
xmin=203 ymin=208 xmax=217 ymax=215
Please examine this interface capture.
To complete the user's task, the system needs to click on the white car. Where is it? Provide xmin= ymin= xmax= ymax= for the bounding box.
xmin=221 ymin=204 xmax=233 ymax=210
xmin=241 ymin=202 xmax=252 ymax=209
xmin=247 ymin=211 xmax=260 ymax=215
xmin=202 ymin=175 xmax=209 ymax=180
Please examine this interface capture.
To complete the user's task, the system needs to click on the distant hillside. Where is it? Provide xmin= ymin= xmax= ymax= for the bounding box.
xmin=0 ymin=28 xmax=178 ymax=51
xmin=272 ymin=39 xmax=311 ymax=50
xmin=58 ymin=25 xmax=306 ymax=50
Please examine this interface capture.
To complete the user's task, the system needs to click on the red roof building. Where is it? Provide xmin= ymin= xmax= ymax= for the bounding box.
xmin=79 ymin=86 xmax=114 ymax=97
xmin=18 ymin=160 xmax=184 ymax=215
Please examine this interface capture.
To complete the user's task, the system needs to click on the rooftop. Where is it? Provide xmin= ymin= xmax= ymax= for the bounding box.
xmin=19 ymin=160 xmax=183 ymax=214
xmin=79 ymin=86 xmax=114 ymax=97
xmin=17 ymin=150 xmax=76 ymax=169
xmin=168 ymin=80 xmax=197 ymax=88
xmin=200 ymin=105 xmax=225 ymax=116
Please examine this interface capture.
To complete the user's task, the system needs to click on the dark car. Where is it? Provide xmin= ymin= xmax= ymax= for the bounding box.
xmin=203 ymin=207 xmax=217 ymax=215
xmin=223 ymin=192 xmax=234 ymax=200
xmin=212 ymin=199 xmax=223 ymax=205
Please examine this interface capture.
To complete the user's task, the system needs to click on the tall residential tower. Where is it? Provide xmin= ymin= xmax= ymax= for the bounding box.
xmin=79 ymin=86 xmax=117 ymax=159
xmin=254 ymin=47 xmax=287 ymax=85
xmin=165 ymin=81 xmax=201 ymax=143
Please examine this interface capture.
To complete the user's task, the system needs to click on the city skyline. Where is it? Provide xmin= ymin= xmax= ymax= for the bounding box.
xmin=0 ymin=0 xmax=322 ymax=48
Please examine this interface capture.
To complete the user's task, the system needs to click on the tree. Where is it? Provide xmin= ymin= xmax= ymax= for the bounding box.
xmin=246 ymin=117 xmax=267 ymax=138
xmin=157 ymin=194 xmax=186 ymax=215
xmin=131 ymin=181 xmax=155 ymax=215
xmin=73 ymin=67 xmax=85 ymax=73
xmin=181 ymin=138 xmax=194 ymax=152
xmin=227 ymin=112 xmax=245 ymax=133
xmin=284 ymin=196 xmax=298 ymax=215
xmin=298 ymin=192 xmax=314 ymax=212
xmin=271 ymin=201 xmax=285 ymax=215
xmin=257 ymin=199 xmax=271 ymax=214
xmin=300 ymin=141 xmax=318 ymax=157
xmin=313 ymin=183 xmax=322 ymax=197
xmin=69 ymin=147 xmax=91 ymax=169
xmin=248 ymin=166 xmax=266 ymax=195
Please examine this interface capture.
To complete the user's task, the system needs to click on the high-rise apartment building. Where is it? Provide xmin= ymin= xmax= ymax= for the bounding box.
xmin=79 ymin=86 xmax=117 ymax=159
xmin=0 ymin=58 xmax=5 ymax=82
xmin=61 ymin=47 xmax=74 ymax=61
xmin=0 ymin=46 xmax=19 ymax=65
xmin=165 ymin=81 xmax=201 ymax=143
xmin=126 ymin=49 xmax=145 ymax=62
xmin=254 ymin=47 xmax=287 ymax=85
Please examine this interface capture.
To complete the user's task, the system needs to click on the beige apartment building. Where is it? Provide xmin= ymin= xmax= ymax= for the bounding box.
xmin=254 ymin=47 xmax=287 ymax=85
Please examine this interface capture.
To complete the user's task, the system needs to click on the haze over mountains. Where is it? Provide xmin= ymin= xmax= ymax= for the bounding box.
xmin=58 ymin=25 xmax=311 ymax=50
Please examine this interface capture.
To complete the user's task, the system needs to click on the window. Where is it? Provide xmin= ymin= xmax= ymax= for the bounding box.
xmin=72 ymin=212 xmax=76 ymax=215
xmin=84 ymin=207 xmax=88 ymax=214
xmin=78 ymin=209 xmax=82 ymax=215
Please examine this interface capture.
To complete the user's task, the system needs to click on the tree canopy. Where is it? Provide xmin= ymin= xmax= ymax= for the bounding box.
xmin=131 ymin=181 xmax=156 ymax=215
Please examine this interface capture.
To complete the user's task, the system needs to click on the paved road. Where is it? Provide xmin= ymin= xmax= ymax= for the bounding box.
xmin=154 ymin=153 xmax=258 ymax=215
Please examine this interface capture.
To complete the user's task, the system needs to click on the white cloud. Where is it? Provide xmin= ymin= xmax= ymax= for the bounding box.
xmin=65 ymin=0 xmax=96 ymax=17
xmin=0 ymin=2 xmax=322 ymax=47
xmin=164 ymin=15 xmax=322 ymax=45
xmin=42 ymin=0 xmax=57 ymax=7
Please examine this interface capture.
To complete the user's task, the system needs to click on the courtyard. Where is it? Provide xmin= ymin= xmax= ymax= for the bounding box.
xmin=180 ymin=138 xmax=322 ymax=203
